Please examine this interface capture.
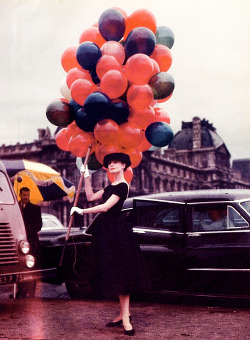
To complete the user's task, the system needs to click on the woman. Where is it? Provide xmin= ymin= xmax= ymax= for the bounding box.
xmin=71 ymin=152 xmax=149 ymax=336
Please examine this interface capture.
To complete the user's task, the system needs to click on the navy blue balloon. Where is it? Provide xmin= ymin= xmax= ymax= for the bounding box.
xmin=84 ymin=91 xmax=111 ymax=122
xmin=90 ymin=69 xmax=100 ymax=85
xmin=109 ymin=100 xmax=129 ymax=125
xmin=145 ymin=121 xmax=174 ymax=147
xmin=98 ymin=8 xmax=125 ymax=41
xmin=75 ymin=108 xmax=96 ymax=132
xmin=69 ymin=99 xmax=82 ymax=115
xmin=125 ymin=27 xmax=156 ymax=57
xmin=76 ymin=42 xmax=102 ymax=71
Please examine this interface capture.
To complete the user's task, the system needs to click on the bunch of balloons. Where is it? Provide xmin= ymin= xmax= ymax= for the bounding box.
xmin=46 ymin=8 xmax=175 ymax=182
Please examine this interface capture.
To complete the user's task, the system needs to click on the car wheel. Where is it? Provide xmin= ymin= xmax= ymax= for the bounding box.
xmin=65 ymin=279 xmax=93 ymax=299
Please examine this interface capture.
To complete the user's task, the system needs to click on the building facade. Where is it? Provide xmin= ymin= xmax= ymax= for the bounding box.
xmin=0 ymin=117 xmax=249 ymax=227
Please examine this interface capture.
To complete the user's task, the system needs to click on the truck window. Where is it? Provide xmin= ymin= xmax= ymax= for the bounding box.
xmin=0 ymin=171 xmax=15 ymax=204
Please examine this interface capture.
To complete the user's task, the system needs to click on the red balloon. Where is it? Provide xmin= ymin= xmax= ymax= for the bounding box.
xmin=124 ymin=9 xmax=157 ymax=40
xmin=61 ymin=46 xmax=80 ymax=72
xmin=79 ymin=27 xmax=106 ymax=47
xmin=124 ymin=148 xmax=143 ymax=168
xmin=151 ymin=58 xmax=160 ymax=76
xmin=108 ymin=166 xmax=133 ymax=183
xmin=95 ymin=143 xmax=122 ymax=165
xmin=66 ymin=67 xmax=92 ymax=88
xmin=94 ymin=119 xmax=119 ymax=144
xmin=70 ymin=79 xmax=98 ymax=105
xmin=66 ymin=121 xmax=83 ymax=140
xmin=150 ymin=44 xmax=172 ymax=72
xmin=55 ymin=128 xmax=70 ymax=151
xmin=100 ymin=70 xmax=128 ymax=99
xmin=128 ymin=106 xmax=155 ymax=130
xmin=68 ymin=131 xmax=95 ymax=157
xmin=153 ymin=107 xmax=170 ymax=124
xmin=125 ymin=53 xmax=154 ymax=85
xmin=157 ymin=93 xmax=173 ymax=103
xmin=96 ymin=55 xmax=122 ymax=80
xmin=127 ymin=84 xmax=153 ymax=110
xmin=137 ymin=131 xmax=152 ymax=151
xmin=117 ymin=122 xmax=143 ymax=149
xmin=100 ymin=41 xmax=125 ymax=65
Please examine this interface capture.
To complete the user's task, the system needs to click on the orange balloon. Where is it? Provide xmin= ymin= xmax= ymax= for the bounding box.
xmin=70 ymin=79 xmax=98 ymax=105
xmin=68 ymin=131 xmax=94 ymax=157
xmin=66 ymin=121 xmax=83 ymax=140
xmin=94 ymin=119 xmax=119 ymax=144
xmin=151 ymin=58 xmax=160 ymax=76
xmin=150 ymin=44 xmax=172 ymax=72
xmin=124 ymin=148 xmax=143 ymax=168
xmin=55 ymin=128 xmax=70 ymax=151
xmin=108 ymin=166 xmax=133 ymax=183
xmin=100 ymin=70 xmax=128 ymax=99
xmin=66 ymin=67 xmax=92 ymax=88
xmin=124 ymin=9 xmax=157 ymax=40
xmin=79 ymin=27 xmax=106 ymax=47
xmin=125 ymin=54 xmax=154 ymax=85
xmin=137 ymin=131 xmax=152 ymax=151
xmin=61 ymin=46 xmax=80 ymax=72
xmin=101 ymin=41 xmax=125 ymax=65
xmin=153 ymin=107 xmax=170 ymax=124
xmin=96 ymin=55 xmax=122 ymax=79
xmin=117 ymin=122 xmax=143 ymax=149
xmin=128 ymin=106 xmax=155 ymax=130
xmin=127 ymin=84 xmax=153 ymax=110
xmin=95 ymin=143 xmax=122 ymax=165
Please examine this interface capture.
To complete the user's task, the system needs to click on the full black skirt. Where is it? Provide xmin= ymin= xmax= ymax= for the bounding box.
xmin=90 ymin=212 xmax=149 ymax=298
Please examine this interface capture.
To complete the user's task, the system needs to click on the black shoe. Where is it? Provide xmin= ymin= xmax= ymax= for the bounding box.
xmin=124 ymin=328 xmax=135 ymax=336
xmin=106 ymin=316 xmax=132 ymax=327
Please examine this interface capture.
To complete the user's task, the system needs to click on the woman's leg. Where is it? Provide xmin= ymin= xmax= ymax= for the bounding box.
xmin=119 ymin=294 xmax=133 ymax=330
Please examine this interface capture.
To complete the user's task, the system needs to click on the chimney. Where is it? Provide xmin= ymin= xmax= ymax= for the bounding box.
xmin=192 ymin=117 xmax=201 ymax=149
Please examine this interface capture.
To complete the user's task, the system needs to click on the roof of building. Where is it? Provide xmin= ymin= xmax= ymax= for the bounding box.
xmin=169 ymin=118 xmax=225 ymax=150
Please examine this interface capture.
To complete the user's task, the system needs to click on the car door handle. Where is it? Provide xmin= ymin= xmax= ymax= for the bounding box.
xmin=188 ymin=233 xmax=201 ymax=237
xmin=133 ymin=229 xmax=146 ymax=234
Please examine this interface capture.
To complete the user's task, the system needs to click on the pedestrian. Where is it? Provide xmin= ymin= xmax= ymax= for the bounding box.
xmin=71 ymin=153 xmax=149 ymax=336
xmin=17 ymin=186 xmax=42 ymax=298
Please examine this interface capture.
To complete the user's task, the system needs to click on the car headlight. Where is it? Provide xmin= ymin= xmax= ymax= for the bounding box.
xmin=19 ymin=240 xmax=30 ymax=254
xmin=26 ymin=255 xmax=35 ymax=268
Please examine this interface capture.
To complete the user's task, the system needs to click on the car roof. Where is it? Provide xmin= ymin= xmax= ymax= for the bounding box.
xmin=122 ymin=189 xmax=250 ymax=209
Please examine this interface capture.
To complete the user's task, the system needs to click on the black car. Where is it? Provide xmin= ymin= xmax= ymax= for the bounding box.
xmin=39 ymin=189 xmax=250 ymax=299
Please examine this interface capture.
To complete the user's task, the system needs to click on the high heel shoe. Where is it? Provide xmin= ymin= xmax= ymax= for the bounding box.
xmin=106 ymin=316 xmax=132 ymax=327
xmin=124 ymin=328 xmax=135 ymax=336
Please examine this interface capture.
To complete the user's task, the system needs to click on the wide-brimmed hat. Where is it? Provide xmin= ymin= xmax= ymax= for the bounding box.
xmin=103 ymin=153 xmax=131 ymax=170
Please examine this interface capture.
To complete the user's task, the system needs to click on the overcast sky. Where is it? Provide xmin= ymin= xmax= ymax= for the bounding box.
xmin=0 ymin=0 xmax=249 ymax=161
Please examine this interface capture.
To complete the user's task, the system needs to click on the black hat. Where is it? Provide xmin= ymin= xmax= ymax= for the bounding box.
xmin=103 ymin=153 xmax=131 ymax=170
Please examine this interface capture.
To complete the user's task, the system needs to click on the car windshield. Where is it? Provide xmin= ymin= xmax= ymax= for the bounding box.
xmin=42 ymin=215 xmax=65 ymax=229
xmin=240 ymin=200 xmax=250 ymax=216
xmin=0 ymin=171 xmax=15 ymax=204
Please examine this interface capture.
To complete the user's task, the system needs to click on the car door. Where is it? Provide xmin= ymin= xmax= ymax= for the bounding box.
xmin=184 ymin=201 xmax=250 ymax=294
xmin=127 ymin=199 xmax=185 ymax=291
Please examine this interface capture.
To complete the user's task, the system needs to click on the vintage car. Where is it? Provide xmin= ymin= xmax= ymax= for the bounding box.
xmin=39 ymin=189 xmax=250 ymax=300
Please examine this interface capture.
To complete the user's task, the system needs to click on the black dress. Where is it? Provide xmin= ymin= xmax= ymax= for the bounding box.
xmin=91 ymin=182 xmax=149 ymax=298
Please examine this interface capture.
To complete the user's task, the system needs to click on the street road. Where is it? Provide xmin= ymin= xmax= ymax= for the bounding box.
xmin=0 ymin=282 xmax=249 ymax=339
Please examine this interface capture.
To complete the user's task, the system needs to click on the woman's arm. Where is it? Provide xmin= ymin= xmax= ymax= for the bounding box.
xmin=84 ymin=176 xmax=104 ymax=201
xmin=71 ymin=194 xmax=120 ymax=215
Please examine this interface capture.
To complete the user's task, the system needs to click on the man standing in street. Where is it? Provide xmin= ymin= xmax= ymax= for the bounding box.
xmin=17 ymin=186 xmax=42 ymax=298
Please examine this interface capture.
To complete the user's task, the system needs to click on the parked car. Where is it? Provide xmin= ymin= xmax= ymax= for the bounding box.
xmin=39 ymin=189 xmax=250 ymax=300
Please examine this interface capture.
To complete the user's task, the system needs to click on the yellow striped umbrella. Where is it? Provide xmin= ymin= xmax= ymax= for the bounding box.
xmin=2 ymin=159 xmax=75 ymax=204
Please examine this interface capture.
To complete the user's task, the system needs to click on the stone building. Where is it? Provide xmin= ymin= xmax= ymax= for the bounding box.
xmin=0 ymin=116 xmax=249 ymax=227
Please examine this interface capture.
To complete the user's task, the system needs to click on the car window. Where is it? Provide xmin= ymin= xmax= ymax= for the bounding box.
xmin=133 ymin=200 xmax=182 ymax=232
xmin=0 ymin=171 xmax=15 ymax=204
xmin=191 ymin=204 xmax=249 ymax=231
xmin=240 ymin=200 xmax=250 ymax=216
xmin=228 ymin=206 xmax=249 ymax=229
xmin=42 ymin=215 xmax=65 ymax=229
